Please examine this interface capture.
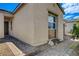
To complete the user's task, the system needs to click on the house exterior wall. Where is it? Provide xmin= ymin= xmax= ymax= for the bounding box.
xmin=0 ymin=13 xmax=4 ymax=38
xmin=0 ymin=11 xmax=13 ymax=38
xmin=10 ymin=3 xmax=64 ymax=46
xmin=65 ymin=22 xmax=74 ymax=35
xmin=0 ymin=11 xmax=13 ymax=18
xmin=32 ymin=4 xmax=48 ymax=46
xmin=47 ymin=4 xmax=64 ymax=41
xmin=10 ymin=4 xmax=35 ymax=45
xmin=57 ymin=13 xmax=64 ymax=41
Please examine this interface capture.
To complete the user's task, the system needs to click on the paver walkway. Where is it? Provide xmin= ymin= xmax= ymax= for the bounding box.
xmin=36 ymin=37 xmax=77 ymax=56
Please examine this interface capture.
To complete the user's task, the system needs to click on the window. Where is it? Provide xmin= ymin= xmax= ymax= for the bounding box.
xmin=48 ymin=16 xmax=56 ymax=30
xmin=48 ymin=13 xmax=57 ymax=39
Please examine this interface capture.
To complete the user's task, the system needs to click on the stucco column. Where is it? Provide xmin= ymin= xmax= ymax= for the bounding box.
xmin=57 ymin=13 xmax=64 ymax=41
xmin=0 ymin=13 xmax=4 ymax=38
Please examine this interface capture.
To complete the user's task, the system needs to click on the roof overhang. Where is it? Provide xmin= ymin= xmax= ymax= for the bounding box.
xmin=0 ymin=3 xmax=22 ymax=15
xmin=0 ymin=3 xmax=64 ymax=15
xmin=56 ymin=3 xmax=65 ymax=14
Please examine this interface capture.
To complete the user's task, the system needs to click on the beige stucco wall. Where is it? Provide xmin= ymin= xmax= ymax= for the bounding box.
xmin=10 ymin=3 xmax=64 ymax=46
xmin=65 ymin=22 xmax=74 ymax=35
xmin=0 ymin=11 xmax=13 ymax=38
xmin=57 ymin=13 xmax=64 ymax=41
xmin=0 ymin=13 xmax=4 ymax=38
xmin=10 ymin=4 xmax=35 ymax=45
xmin=0 ymin=11 xmax=13 ymax=18
xmin=47 ymin=3 xmax=64 ymax=41
xmin=32 ymin=4 xmax=48 ymax=46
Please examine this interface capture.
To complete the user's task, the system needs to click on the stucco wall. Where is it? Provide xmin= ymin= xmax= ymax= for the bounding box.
xmin=0 ymin=11 xmax=13 ymax=38
xmin=10 ymin=3 xmax=64 ymax=46
xmin=32 ymin=4 xmax=48 ymax=46
xmin=47 ymin=3 xmax=64 ymax=41
xmin=0 ymin=13 xmax=4 ymax=38
xmin=65 ymin=22 xmax=74 ymax=35
xmin=57 ymin=13 xmax=64 ymax=41
xmin=10 ymin=4 xmax=35 ymax=45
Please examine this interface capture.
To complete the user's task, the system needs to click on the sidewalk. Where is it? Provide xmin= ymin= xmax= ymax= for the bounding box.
xmin=36 ymin=37 xmax=77 ymax=56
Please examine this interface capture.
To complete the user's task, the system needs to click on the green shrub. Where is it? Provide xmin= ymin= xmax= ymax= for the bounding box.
xmin=70 ymin=23 xmax=79 ymax=39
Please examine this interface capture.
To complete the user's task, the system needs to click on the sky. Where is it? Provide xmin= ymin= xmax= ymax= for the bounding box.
xmin=0 ymin=3 xmax=19 ymax=13
xmin=61 ymin=3 xmax=79 ymax=21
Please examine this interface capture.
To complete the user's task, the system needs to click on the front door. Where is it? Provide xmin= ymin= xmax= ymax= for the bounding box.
xmin=4 ymin=21 xmax=9 ymax=35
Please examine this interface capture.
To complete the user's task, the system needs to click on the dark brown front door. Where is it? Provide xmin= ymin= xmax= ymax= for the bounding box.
xmin=4 ymin=21 xmax=9 ymax=35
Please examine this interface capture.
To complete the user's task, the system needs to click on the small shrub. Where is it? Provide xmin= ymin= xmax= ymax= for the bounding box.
xmin=70 ymin=23 xmax=79 ymax=39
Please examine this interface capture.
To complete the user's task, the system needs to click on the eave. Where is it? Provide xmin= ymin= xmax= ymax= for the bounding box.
xmin=56 ymin=3 xmax=65 ymax=14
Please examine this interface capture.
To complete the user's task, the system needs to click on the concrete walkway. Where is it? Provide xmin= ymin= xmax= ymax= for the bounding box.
xmin=0 ymin=35 xmax=78 ymax=56
xmin=36 ymin=38 xmax=77 ymax=56
xmin=0 ymin=36 xmax=50 ymax=56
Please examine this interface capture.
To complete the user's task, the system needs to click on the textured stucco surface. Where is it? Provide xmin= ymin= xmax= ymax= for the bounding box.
xmin=65 ymin=22 xmax=74 ymax=35
xmin=0 ymin=13 xmax=4 ymax=38
xmin=9 ymin=3 xmax=64 ymax=46
xmin=0 ymin=10 xmax=13 ymax=38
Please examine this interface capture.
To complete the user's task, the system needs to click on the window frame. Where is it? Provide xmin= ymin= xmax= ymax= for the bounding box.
xmin=48 ymin=11 xmax=58 ymax=38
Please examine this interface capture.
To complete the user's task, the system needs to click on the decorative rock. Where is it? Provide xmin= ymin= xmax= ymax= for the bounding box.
xmin=71 ymin=38 xmax=79 ymax=41
xmin=48 ymin=40 xmax=54 ymax=46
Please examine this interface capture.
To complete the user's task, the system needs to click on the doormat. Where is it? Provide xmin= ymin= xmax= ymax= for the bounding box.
xmin=0 ymin=42 xmax=25 ymax=56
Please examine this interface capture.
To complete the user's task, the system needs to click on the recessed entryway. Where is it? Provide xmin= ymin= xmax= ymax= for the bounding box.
xmin=48 ymin=12 xmax=57 ymax=39
xmin=4 ymin=21 xmax=9 ymax=35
